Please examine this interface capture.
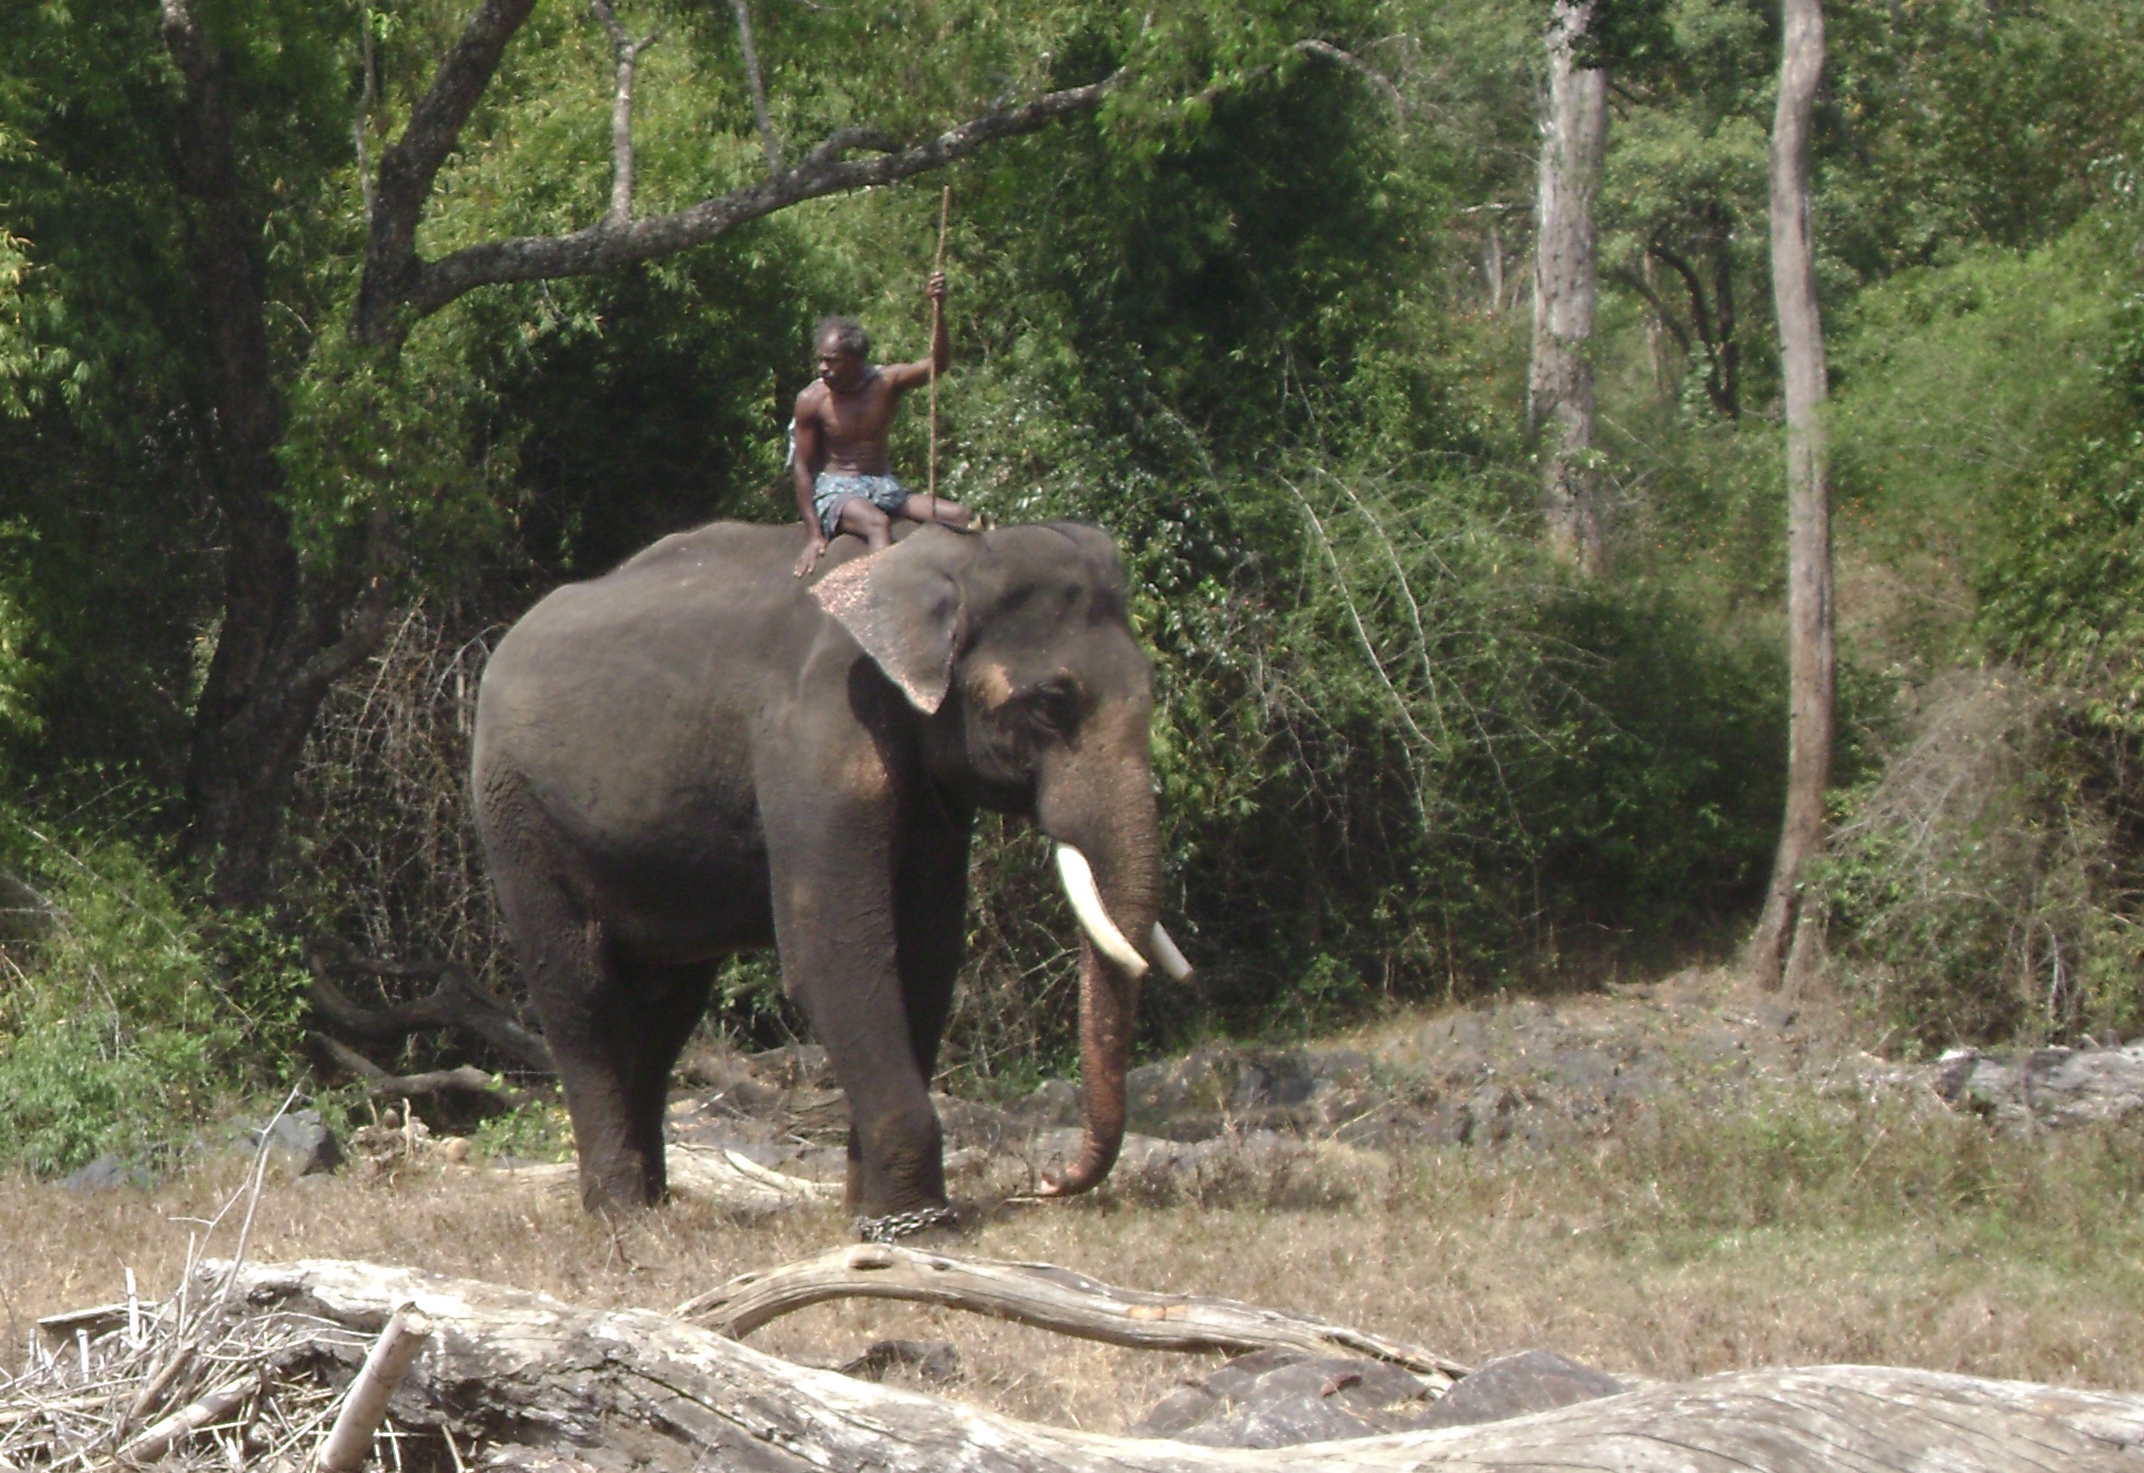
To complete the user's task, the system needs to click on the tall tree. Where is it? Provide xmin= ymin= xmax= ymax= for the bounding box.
xmin=150 ymin=0 xmax=1122 ymax=907
xmin=1528 ymin=0 xmax=1609 ymax=573
xmin=1747 ymin=0 xmax=1832 ymax=988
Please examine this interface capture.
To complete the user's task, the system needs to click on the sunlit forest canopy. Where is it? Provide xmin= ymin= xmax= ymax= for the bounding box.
xmin=0 ymin=0 xmax=2140 ymax=1171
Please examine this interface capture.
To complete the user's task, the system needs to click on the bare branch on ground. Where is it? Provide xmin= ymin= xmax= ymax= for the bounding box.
xmin=677 ymin=1242 xmax=1469 ymax=1381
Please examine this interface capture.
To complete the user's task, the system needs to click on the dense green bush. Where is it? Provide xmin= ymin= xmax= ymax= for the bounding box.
xmin=0 ymin=825 xmax=306 ymax=1175
xmin=1819 ymin=209 xmax=2144 ymax=1047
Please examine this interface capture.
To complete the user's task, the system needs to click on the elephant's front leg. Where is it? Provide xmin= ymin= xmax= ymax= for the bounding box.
xmin=764 ymin=785 xmax=947 ymax=1222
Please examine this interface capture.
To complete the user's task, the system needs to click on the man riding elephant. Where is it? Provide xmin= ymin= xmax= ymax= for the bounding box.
xmin=474 ymin=511 xmax=1192 ymax=1240
xmin=791 ymin=271 xmax=975 ymax=578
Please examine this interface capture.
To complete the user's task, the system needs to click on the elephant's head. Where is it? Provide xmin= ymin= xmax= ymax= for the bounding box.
xmin=811 ymin=522 xmax=1189 ymax=1195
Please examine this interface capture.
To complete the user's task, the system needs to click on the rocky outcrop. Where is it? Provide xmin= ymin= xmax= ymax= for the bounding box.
xmin=1128 ymin=1347 xmax=1627 ymax=1448
xmin=1920 ymin=1043 xmax=2144 ymax=1133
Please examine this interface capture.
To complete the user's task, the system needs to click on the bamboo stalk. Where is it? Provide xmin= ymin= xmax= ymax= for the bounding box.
xmin=119 ymin=1374 xmax=256 ymax=1464
xmin=314 ymin=1304 xmax=432 ymax=1473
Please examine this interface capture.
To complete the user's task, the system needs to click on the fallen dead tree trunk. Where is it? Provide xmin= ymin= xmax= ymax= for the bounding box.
xmin=677 ymin=1242 xmax=1469 ymax=1382
xmin=206 ymin=1258 xmax=2144 ymax=1472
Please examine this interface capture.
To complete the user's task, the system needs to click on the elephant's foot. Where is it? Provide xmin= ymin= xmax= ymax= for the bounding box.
xmin=578 ymin=1157 xmax=666 ymax=1217
xmin=853 ymin=1202 xmax=962 ymax=1244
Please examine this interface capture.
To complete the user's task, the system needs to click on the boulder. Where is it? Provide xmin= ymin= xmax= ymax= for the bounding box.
xmin=1129 ymin=1349 xmax=1436 ymax=1446
xmin=1924 ymin=1043 xmax=2144 ymax=1132
xmin=1410 ymin=1349 xmax=1628 ymax=1429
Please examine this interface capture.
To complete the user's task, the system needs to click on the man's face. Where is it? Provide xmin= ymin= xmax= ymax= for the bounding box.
xmin=816 ymin=335 xmax=865 ymax=391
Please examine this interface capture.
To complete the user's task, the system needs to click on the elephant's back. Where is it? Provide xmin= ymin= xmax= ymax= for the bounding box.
xmin=474 ymin=522 xmax=830 ymax=799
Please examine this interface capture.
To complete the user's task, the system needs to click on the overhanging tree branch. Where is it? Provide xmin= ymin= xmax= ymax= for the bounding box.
xmin=356 ymin=0 xmax=540 ymax=335
xmin=353 ymin=70 xmax=1121 ymax=345
xmin=1294 ymin=39 xmax=1408 ymax=118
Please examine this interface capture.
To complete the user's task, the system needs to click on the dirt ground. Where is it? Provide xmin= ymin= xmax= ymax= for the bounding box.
xmin=6 ymin=973 xmax=2142 ymax=1433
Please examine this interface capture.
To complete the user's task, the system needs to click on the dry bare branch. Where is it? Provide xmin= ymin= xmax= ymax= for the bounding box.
xmin=117 ymin=1374 xmax=254 ymax=1464
xmin=1294 ymin=39 xmax=1408 ymax=117
xmin=586 ymin=0 xmax=660 ymax=224
xmin=677 ymin=1243 xmax=1468 ymax=1382
xmin=313 ymin=1034 xmax=531 ymax=1107
xmin=308 ymin=945 xmax=554 ymax=1073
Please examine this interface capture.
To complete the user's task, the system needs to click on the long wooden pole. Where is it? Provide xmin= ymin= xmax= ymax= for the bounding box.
xmin=927 ymin=184 xmax=950 ymax=523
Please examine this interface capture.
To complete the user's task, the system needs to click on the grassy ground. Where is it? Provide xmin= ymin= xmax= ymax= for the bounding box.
xmin=5 ymin=999 xmax=2142 ymax=1433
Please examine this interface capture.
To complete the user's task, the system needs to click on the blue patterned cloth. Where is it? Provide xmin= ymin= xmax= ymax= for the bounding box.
xmin=813 ymin=472 xmax=911 ymax=538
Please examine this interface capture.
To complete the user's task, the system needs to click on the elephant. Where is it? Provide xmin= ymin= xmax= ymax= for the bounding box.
xmin=471 ymin=519 xmax=1190 ymax=1229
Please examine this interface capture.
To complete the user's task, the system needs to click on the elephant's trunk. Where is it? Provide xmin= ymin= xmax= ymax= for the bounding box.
xmin=1040 ymin=929 xmax=1140 ymax=1195
xmin=1038 ymin=832 xmax=1160 ymax=1197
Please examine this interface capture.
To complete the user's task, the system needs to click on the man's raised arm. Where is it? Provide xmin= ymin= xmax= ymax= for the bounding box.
xmin=882 ymin=271 xmax=951 ymax=392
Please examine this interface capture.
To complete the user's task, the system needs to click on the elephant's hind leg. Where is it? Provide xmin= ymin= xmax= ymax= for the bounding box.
xmin=490 ymin=860 xmax=661 ymax=1214
xmin=615 ymin=959 xmax=716 ymax=1197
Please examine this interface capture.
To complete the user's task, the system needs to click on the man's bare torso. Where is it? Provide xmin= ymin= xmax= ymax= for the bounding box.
xmin=796 ymin=371 xmax=899 ymax=477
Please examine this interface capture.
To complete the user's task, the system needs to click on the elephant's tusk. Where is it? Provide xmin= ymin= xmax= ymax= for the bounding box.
xmin=1150 ymin=922 xmax=1193 ymax=982
xmin=1054 ymin=845 xmax=1149 ymax=980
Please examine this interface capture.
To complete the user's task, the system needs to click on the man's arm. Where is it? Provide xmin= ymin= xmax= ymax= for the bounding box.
xmin=880 ymin=271 xmax=951 ymax=392
xmin=791 ymin=390 xmax=828 ymax=576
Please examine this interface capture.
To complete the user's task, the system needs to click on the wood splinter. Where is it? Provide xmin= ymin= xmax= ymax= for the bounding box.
xmin=315 ymin=1302 xmax=433 ymax=1473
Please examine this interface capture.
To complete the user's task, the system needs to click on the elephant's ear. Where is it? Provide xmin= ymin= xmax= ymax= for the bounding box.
xmin=809 ymin=534 xmax=965 ymax=714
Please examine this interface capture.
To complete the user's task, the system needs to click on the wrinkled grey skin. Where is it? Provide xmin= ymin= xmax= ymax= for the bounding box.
xmin=472 ymin=521 xmax=1163 ymax=1218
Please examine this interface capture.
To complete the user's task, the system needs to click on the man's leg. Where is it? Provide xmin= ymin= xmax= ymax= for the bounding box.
xmin=894 ymin=495 xmax=973 ymax=530
xmin=837 ymin=497 xmax=896 ymax=551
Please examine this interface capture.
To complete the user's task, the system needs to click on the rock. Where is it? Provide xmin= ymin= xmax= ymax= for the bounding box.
xmin=1129 ymin=1349 xmax=1435 ymax=1446
xmin=1410 ymin=1349 xmax=1626 ymax=1429
xmin=58 ymin=1154 xmax=157 ymax=1192
xmin=1016 ymin=1077 xmax=1082 ymax=1127
xmin=255 ymin=1109 xmax=345 ymax=1175
xmin=1922 ymin=1042 xmax=2144 ymax=1132
xmin=1125 ymin=1047 xmax=1240 ymax=1140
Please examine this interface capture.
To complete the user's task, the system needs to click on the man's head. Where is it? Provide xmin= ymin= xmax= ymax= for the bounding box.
xmin=815 ymin=316 xmax=870 ymax=390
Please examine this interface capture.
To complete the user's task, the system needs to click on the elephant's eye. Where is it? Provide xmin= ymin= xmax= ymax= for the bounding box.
xmin=1021 ymin=680 xmax=1082 ymax=734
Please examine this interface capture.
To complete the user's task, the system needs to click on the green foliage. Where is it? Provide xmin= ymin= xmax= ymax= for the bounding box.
xmin=0 ymin=0 xmax=2135 ymax=1103
xmin=0 ymin=823 xmax=307 ymax=1175
xmin=1814 ymin=675 xmax=2144 ymax=1049
xmin=470 ymin=1097 xmax=575 ymax=1164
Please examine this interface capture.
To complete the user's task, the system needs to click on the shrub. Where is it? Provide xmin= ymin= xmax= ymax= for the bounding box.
xmin=1814 ymin=669 xmax=2144 ymax=1049
xmin=0 ymin=825 xmax=306 ymax=1175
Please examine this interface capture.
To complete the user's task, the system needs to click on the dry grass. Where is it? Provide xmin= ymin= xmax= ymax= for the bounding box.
xmin=7 ymin=1070 xmax=2142 ymax=1435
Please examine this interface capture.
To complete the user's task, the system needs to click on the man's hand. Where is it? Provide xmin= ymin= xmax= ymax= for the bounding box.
xmin=793 ymin=534 xmax=828 ymax=578
xmin=926 ymin=269 xmax=948 ymax=305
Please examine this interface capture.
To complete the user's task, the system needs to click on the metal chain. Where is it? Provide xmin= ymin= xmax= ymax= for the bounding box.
xmin=853 ymin=1205 xmax=959 ymax=1243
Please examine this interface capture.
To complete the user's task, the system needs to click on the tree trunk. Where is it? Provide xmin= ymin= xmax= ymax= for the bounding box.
xmin=197 ymin=1258 xmax=2144 ymax=1471
xmin=1748 ymin=0 xmax=1834 ymax=990
xmin=161 ymin=0 xmax=397 ymax=910
xmin=1528 ymin=0 xmax=1609 ymax=576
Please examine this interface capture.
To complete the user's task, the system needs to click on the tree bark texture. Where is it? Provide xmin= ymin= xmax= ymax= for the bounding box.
xmin=1749 ymin=0 xmax=1835 ymax=990
xmin=1528 ymin=0 xmax=1609 ymax=576
xmin=161 ymin=0 xmax=397 ymax=910
xmin=210 ymin=1258 xmax=2144 ymax=1471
